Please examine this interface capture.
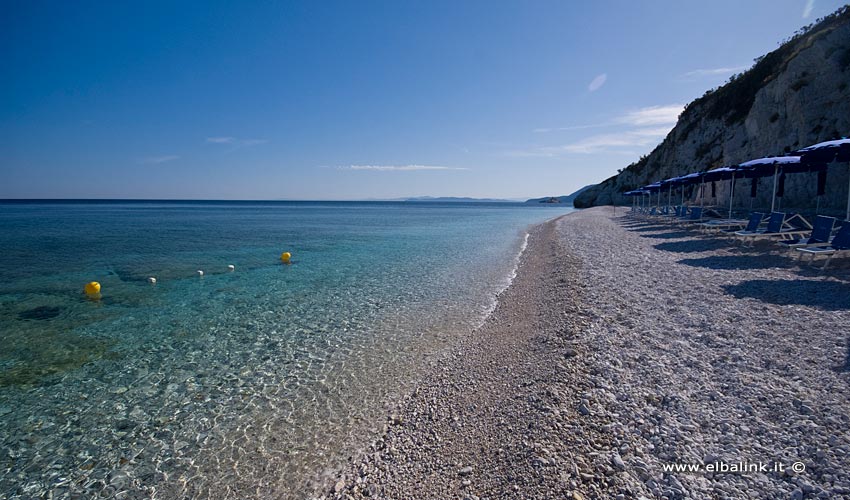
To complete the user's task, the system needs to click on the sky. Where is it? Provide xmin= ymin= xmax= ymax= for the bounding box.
xmin=1 ymin=0 xmax=846 ymax=200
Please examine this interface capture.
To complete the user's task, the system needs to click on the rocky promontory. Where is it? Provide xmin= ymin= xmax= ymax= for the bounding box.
xmin=575 ymin=7 xmax=850 ymax=214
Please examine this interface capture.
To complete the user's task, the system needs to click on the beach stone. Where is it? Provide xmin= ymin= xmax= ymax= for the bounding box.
xmin=108 ymin=470 xmax=130 ymax=489
xmin=611 ymin=453 xmax=626 ymax=470
xmin=459 ymin=466 xmax=473 ymax=476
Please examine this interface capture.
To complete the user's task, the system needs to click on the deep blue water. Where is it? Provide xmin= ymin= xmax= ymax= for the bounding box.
xmin=0 ymin=200 xmax=572 ymax=498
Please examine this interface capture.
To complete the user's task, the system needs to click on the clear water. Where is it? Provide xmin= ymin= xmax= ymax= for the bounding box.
xmin=0 ymin=200 xmax=572 ymax=498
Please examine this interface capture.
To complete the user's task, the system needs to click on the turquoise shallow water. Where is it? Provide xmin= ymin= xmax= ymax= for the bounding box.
xmin=0 ymin=200 xmax=572 ymax=498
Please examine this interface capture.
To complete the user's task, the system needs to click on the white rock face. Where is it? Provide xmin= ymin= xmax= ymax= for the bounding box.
xmin=577 ymin=15 xmax=850 ymax=214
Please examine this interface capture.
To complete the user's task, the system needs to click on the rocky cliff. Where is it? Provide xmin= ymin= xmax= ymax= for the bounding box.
xmin=574 ymin=6 xmax=850 ymax=215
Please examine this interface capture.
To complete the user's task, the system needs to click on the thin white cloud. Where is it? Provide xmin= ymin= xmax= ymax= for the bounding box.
xmin=508 ymin=126 xmax=672 ymax=157
xmin=520 ymin=103 xmax=680 ymax=157
xmin=588 ymin=73 xmax=607 ymax=92
xmin=336 ymin=165 xmax=468 ymax=172
xmin=680 ymin=66 xmax=747 ymax=79
xmin=206 ymin=136 xmax=235 ymax=144
xmin=533 ymin=123 xmax=608 ymax=133
xmin=616 ymin=104 xmax=684 ymax=126
xmin=139 ymin=155 xmax=179 ymax=164
xmin=502 ymin=149 xmax=559 ymax=158
xmin=533 ymin=104 xmax=681 ymax=134
xmin=803 ymin=0 xmax=815 ymax=18
xmin=206 ymin=137 xmax=267 ymax=146
xmin=556 ymin=127 xmax=671 ymax=154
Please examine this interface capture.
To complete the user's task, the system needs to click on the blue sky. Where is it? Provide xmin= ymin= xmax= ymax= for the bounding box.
xmin=1 ymin=0 xmax=845 ymax=200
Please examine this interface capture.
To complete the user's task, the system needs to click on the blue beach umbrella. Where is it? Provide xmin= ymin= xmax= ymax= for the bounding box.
xmin=622 ymin=189 xmax=644 ymax=212
xmin=676 ymin=172 xmax=705 ymax=206
xmin=623 ymin=189 xmax=648 ymax=211
xmin=738 ymin=156 xmax=802 ymax=212
xmin=795 ymin=138 xmax=850 ymax=220
xmin=677 ymin=172 xmax=704 ymax=184
xmin=795 ymin=138 xmax=850 ymax=163
xmin=643 ymin=182 xmax=664 ymax=210
xmin=703 ymin=167 xmax=742 ymax=219
xmin=660 ymin=176 xmax=683 ymax=208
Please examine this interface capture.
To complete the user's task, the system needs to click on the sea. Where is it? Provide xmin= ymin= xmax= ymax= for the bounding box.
xmin=0 ymin=200 xmax=573 ymax=499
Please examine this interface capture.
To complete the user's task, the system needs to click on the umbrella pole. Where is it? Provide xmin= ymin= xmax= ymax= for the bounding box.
xmin=700 ymin=181 xmax=705 ymax=208
xmin=846 ymin=164 xmax=850 ymax=221
xmin=680 ymin=185 xmax=684 ymax=206
xmin=728 ymin=173 xmax=735 ymax=220
xmin=668 ymin=185 xmax=671 ymax=211
xmin=770 ymin=164 xmax=778 ymax=213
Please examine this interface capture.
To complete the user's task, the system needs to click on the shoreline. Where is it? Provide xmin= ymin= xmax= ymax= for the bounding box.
xmin=322 ymin=211 xmax=589 ymax=498
xmin=324 ymin=206 xmax=850 ymax=499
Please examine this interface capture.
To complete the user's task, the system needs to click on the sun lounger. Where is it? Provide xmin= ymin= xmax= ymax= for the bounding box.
xmin=777 ymin=215 xmax=836 ymax=252
xmin=680 ymin=207 xmax=722 ymax=225
xmin=721 ymin=212 xmax=764 ymax=236
xmin=699 ymin=217 xmax=751 ymax=233
xmin=734 ymin=212 xmax=810 ymax=245
xmin=796 ymin=223 xmax=850 ymax=269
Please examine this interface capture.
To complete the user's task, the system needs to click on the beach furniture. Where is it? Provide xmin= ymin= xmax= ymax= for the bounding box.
xmin=734 ymin=212 xmax=810 ymax=246
xmin=662 ymin=205 xmax=686 ymax=223
xmin=718 ymin=212 xmax=764 ymax=236
xmin=777 ymin=215 xmax=837 ymax=252
xmin=796 ymin=223 xmax=850 ymax=269
xmin=678 ymin=206 xmax=702 ymax=223
xmin=680 ymin=207 xmax=722 ymax=225
xmin=699 ymin=217 xmax=751 ymax=233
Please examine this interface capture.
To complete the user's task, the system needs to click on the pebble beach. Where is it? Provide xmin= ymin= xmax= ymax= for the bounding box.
xmin=327 ymin=206 xmax=850 ymax=499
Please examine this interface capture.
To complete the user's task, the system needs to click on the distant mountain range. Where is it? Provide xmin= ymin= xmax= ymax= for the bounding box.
xmin=388 ymin=196 xmax=517 ymax=203
xmin=365 ymin=188 xmax=593 ymax=204
xmin=525 ymin=185 xmax=593 ymax=204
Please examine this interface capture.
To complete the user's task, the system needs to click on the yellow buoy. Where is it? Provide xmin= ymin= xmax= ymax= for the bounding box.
xmin=280 ymin=252 xmax=292 ymax=264
xmin=84 ymin=281 xmax=101 ymax=296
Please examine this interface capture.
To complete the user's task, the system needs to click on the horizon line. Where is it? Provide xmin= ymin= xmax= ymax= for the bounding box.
xmin=0 ymin=197 xmax=537 ymax=203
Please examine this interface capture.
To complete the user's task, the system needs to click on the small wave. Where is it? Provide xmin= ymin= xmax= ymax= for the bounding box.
xmin=474 ymin=231 xmax=531 ymax=329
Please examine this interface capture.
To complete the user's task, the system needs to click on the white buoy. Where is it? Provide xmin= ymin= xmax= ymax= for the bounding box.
xmin=147 ymin=277 xmax=157 ymax=284
xmin=227 ymin=264 xmax=235 ymax=271
xmin=197 ymin=270 xmax=204 ymax=277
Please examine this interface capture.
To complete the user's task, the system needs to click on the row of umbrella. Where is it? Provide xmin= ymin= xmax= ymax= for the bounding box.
xmin=623 ymin=138 xmax=850 ymax=221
